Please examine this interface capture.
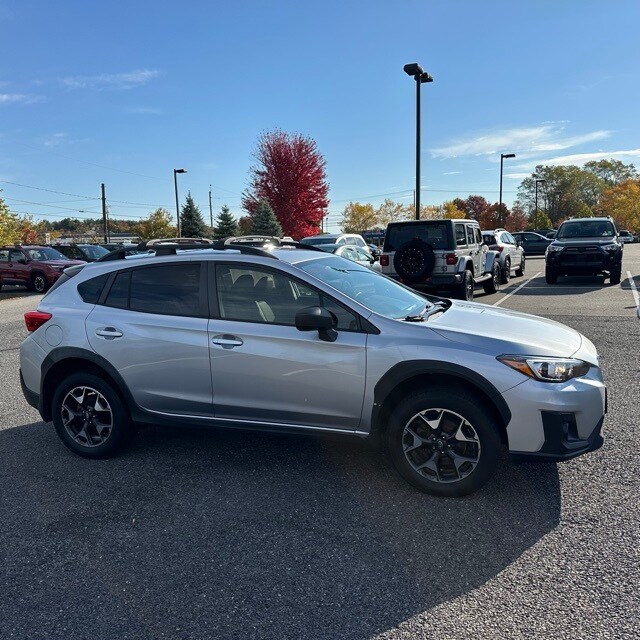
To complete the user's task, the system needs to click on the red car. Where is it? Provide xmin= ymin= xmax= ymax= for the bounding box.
xmin=0 ymin=245 xmax=85 ymax=293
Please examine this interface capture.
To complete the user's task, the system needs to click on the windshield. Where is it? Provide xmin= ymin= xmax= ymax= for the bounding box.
xmin=557 ymin=221 xmax=616 ymax=239
xmin=79 ymin=245 xmax=109 ymax=259
xmin=301 ymin=237 xmax=337 ymax=245
xmin=298 ymin=256 xmax=429 ymax=319
xmin=384 ymin=222 xmax=450 ymax=251
xmin=26 ymin=247 xmax=67 ymax=261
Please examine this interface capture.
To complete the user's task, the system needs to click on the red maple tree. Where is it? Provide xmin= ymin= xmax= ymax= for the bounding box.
xmin=242 ymin=130 xmax=329 ymax=239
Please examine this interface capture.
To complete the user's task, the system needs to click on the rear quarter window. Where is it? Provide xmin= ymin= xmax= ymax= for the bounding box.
xmin=77 ymin=273 xmax=110 ymax=304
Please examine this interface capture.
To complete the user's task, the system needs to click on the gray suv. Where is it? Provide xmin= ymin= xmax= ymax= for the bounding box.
xmin=20 ymin=238 xmax=606 ymax=496
xmin=482 ymin=229 xmax=526 ymax=284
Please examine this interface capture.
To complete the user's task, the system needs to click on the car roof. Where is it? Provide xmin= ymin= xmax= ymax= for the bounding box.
xmin=561 ymin=217 xmax=612 ymax=224
xmin=387 ymin=219 xmax=477 ymax=226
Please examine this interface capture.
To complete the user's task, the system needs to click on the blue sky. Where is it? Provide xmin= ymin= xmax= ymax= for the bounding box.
xmin=1 ymin=0 xmax=639 ymax=232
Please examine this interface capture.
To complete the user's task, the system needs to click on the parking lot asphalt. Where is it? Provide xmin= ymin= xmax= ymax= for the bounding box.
xmin=1 ymin=246 xmax=639 ymax=639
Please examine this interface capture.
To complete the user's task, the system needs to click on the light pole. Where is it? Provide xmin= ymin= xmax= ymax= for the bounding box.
xmin=404 ymin=63 xmax=433 ymax=220
xmin=173 ymin=168 xmax=187 ymax=237
xmin=534 ymin=178 xmax=546 ymax=227
xmin=499 ymin=153 xmax=516 ymax=227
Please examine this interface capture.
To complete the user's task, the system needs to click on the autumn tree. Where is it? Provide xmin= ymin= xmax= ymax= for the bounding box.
xmin=18 ymin=215 xmax=38 ymax=244
xmin=243 ymin=130 xmax=329 ymax=238
xmin=138 ymin=208 xmax=174 ymax=240
xmin=250 ymin=199 xmax=283 ymax=236
xmin=237 ymin=215 xmax=252 ymax=235
xmin=457 ymin=195 xmax=490 ymax=220
xmin=213 ymin=205 xmax=238 ymax=239
xmin=504 ymin=202 xmax=528 ymax=232
xmin=376 ymin=199 xmax=410 ymax=227
xmin=0 ymin=195 xmax=20 ymax=245
xmin=180 ymin=192 xmax=208 ymax=238
xmin=442 ymin=200 xmax=466 ymax=219
xmin=341 ymin=202 xmax=377 ymax=233
xmin=584 ymin=159 xmax=638 ymax=186
xmin=597 ymin=179 xmax=640 ymax=231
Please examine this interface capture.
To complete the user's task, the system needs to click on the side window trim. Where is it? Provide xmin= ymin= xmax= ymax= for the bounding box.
xmin=211 ymin=261 xmax=367 ymax=333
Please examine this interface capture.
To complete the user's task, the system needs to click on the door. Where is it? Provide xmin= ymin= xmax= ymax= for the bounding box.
xmin=500 ymin=232 xmax=517 ymax=271
xmin=8 ymin=249 xmax=30 ymax=284
xmin=208 ymin=263 xmax=367 ymax=431
xmin=85 ymin=262 xmax=214 ymax=417
xmin=466 ymin=225 xmax=484 ymax=275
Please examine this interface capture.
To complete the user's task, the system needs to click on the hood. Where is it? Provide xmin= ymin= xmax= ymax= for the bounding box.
xmin=552 ymin=237 xmax=617 ymax=247
xmin=429 ymin=300 xmax=588 ymax=360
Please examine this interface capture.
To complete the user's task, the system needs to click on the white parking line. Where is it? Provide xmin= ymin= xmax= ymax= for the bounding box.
xmin=493 ymin=272 xmax=542 ymax=307
xmin=626 ymin=271 xmax=640 ymax=318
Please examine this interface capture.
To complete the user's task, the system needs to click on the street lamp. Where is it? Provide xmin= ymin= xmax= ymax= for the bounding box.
xmin=534 ymin=178 xmax=546 ymax=226
xmin=173 ymin=168 xmax=187 ymax=237
xmin=499 ymin=153 xmax=516 ymax=227
xmin=404 ymin=62 xmax=433 ymax=220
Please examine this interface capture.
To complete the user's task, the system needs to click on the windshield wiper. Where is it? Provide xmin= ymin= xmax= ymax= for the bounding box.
xmin=403 ymin=301 xmax=448 ymax=322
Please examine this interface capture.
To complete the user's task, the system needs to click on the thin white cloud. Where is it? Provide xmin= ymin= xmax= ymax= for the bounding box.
xmin=61 ymin=69 xmax=160 ymax=90
xmin=443 ymin=170 xmax=462 ymax=175
xmin=0 ymin=93 xmax=42 ymax=105
xmin=41 ymin=132 xmax=67 ymax=147
xmin=431 ymin=124 xmax=611 ymax=158
xmin=514 ymin=148 xmax=640 ymax=170
xmin=125 ymin=106 xmax=163 ymax=115
xmin=504 ymin=172 xmax=533 ymax=180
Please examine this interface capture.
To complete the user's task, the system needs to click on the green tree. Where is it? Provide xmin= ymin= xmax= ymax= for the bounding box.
xmin=376 ymin=199 xmax=411 ymax=227
xmin=529 ymin=209 xmax=553 ymax=230
xmin=340 ymin=202 xmax=377 ymax=232
xmin=180 ymin=192 xmax=208 ymax=238
xmin=250 ymin=199 xmax=282 ymax=236
xmin=0 ymin=195 xmax=20 ymax=245
xmin=213 ymin=205 xmax=238 ymax=239
xmin=584 ymin=159 xmax=638 ymax=186
xmin=138 ymin=208 xmax=175 ymax=240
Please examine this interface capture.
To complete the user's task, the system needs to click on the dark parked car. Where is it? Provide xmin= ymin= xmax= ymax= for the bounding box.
xmin=54 ymin=243 xmax=110 ymax=262
xmin=512 ymin=232 xmax=552 ymax=256
xmin=545 ymin=217 xmax=623 ymax=285
xmin=0 ymin=245 xmax=84 ymax=293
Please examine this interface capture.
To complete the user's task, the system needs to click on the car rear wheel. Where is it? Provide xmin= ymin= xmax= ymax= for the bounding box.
xmin=30 ymin=272 xmax=49 ymax=293
xmin=386 ymin=388 xmax=502 ymax=496
xmin=453 ymin=269 xmax=474 ymax=301
xmin=52 ymin=373 xmax=132 ymax=458
xmin=483 ymin=263 xmax=500 ymax=294
xmin=515 ymin=255 xmax=525 ymax=277
xmin=500 ymin=258 xmax=511 ymax=284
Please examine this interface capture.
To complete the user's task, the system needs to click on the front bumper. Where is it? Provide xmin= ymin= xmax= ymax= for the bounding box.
xmin=502 ymin=366 xmax=606 ymax=461
xmin=546 ymin=248 xmax=622 ymax=273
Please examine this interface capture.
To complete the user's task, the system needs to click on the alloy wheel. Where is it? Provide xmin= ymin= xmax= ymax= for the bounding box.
xmin=33 ymin=275 xmax=46 ymax=293
xmin=61 ymin=386 xmax=113 ymax=447
xmin=402 ymin=408 xmax=481 ymax=483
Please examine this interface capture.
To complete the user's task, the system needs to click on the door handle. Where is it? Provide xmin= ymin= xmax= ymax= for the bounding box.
xmin=95 ymin=327 xmax=123 ymax=338
xmin=211 ymin=334 xmax=243 ymax=348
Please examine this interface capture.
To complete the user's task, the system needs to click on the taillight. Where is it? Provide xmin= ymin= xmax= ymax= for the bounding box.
xmin=24 ymin=311 xmax=52 ymax=332
xmin=380 ymin=255 xmax=389 ymax=266
xmin=495 ymin=246 xmax=504 ymax=253
xmin=445 ymin=253 xmax=457 ymax=265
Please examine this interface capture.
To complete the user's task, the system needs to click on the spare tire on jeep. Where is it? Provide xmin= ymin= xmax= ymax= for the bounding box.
xmin=393 ymin=240 xmax=436 ymax=284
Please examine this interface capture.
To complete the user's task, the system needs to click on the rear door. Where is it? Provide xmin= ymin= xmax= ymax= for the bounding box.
xmin=466 ymin=224 xmax=483 ymax=275
xmin=208 ymin=262 xmax=367 ymax=431
xmin=8 ymin=249 xmax=29 ymax=284
xmin=85 ymin=261 xmax=213 ymax=417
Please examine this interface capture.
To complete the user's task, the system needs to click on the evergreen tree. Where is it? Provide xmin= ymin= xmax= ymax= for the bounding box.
xmin=213 ymin=205 xmax=238 ymax=239
xmin=250 ymin=199 xmax=282 ymax=237
xmin=180 ymin=192 xmax=208 ymax=238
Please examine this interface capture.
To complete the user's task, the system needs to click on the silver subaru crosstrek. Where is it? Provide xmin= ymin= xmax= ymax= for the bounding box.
xmin=19 ymin=238 xmax=606 ymax=496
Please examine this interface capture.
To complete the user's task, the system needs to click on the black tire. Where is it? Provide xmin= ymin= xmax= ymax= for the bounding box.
xmin=500 ymin=258 xmax=511 ymax=284
xmin=31 ymin=272 xmax=49 ymax=293
xmin=52 ymin=372 xmax=132 ymax=458
xmin=483 ymin=263 xmax=501 ymax=294
xmin=393 ymin=240 xmax=436 ymax=284
xmin=452 ymin=269 xmax=474 ymax=301
xmin=545 ymin=268 xmax=558 ymax=284
xmin=515 ymin=255 xmax=525 ymax=277
xmin=386 ymin=387 xmax=503 ymax=497
xmin=610 ymin=266 xmax=622 ymax=285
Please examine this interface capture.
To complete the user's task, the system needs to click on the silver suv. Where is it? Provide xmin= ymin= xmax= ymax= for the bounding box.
xmin=20 ymin=238 xmax=606 ymax=496
xmin=482 ymin=229 xmax=526 ymax=284
xmin=380 ymin=219 xmax=501 ymax=300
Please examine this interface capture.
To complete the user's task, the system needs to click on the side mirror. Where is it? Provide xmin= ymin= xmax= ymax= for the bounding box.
xmin=295 ymin=306 xmax=338 ymax=342
xmin=17 ymin=257 xmax=28 ymax=264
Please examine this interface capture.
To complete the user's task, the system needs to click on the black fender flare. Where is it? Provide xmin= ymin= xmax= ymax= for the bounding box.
xmin=371 ymin=360 xmax=511 ymax=432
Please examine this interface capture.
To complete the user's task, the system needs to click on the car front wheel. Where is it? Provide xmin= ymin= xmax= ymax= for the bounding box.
xmin=610 ymin=265 xmax=622 ymax=285
xmin=387 ymin=388 xmax=502 ymax=497
xmin=31 ymin=272 xmax=50 ymax=293
xmin=52 ymin=373 xmax=132 ymax=458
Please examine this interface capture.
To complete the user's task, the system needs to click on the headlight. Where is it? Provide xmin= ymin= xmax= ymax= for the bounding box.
xmin=497 ymin=355 xmax=590 ymax=383
xmin=602 ymin=243 xmax=619 ymax=251
xmin=546 ymin=244 xmax=564 ymax=254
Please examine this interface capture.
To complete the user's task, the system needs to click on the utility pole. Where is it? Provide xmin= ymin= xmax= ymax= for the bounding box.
xmin=101 ymin=183 xmax=108 ymax=243
xmin=209 ymin=184 xmax=213 ymax=230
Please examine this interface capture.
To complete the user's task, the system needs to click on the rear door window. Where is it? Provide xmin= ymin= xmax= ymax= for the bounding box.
xmin=466 ymin=225 xmax=476 ymax=245
xmin=455 ymin=224 xmax=467 ymax=247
